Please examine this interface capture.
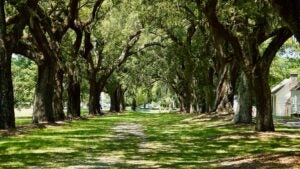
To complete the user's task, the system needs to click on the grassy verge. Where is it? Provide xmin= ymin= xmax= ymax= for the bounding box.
xmin=15 ymin=117 xmax=32 ymax=126
xmin=1 ymin=112 xmax=299 ymax=168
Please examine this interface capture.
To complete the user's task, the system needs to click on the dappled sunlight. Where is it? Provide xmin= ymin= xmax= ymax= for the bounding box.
xmin=0 ymin=112 xmax=299 ymax=168
xmin=170 ymin=124 xmax=191 ymax=128
xmin=94 ymin=151 xmax=126 ymax=164
xmin=216 ymin=131 xmax=300 ymax=142
xmin=138 ymin=141 xmax=176 ymax=153
xmin=126 ymin=159 xmax=160 ymax=168
xmin=30 ymin=147 xmax=77 ymax=154
xmin=112 ymin=123 xmax=145 ymax=139
xmin=66 ymin=134 xmax=114 ymax=142
xmin=217 ymin=152 xmax=300 ymax=169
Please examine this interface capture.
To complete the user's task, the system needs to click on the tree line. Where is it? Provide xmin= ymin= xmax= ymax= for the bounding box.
xmin=0 ymin=0 xmax=299 ymax=132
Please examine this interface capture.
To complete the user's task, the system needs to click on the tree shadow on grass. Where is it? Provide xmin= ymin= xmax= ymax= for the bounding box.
xmin=218 ymin=151 xmax=300 ymax=169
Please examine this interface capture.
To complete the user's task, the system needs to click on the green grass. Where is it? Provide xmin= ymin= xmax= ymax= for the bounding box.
xmin=1 ymin=112 xmax=299 ymax=168
xmin=15 ymin=117 xmax=32 ymax=125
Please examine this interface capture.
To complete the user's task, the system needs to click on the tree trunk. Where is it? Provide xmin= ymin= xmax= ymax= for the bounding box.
xmin=109 ymin=85 xmax=122 ymax=112
xmin=33 ymin=62 xmax=55 ymax=123
xmin=234 ymin=72 xmax=253 ymax=124
xmin=180 ymin=85 xmax=192 ymax=113
xmin=0 ymin=50 xmax=15 ymax=129
xmin=131 ymin=98 xmax=137 ymax=111
xmin=204 ymin=68 xmax=215 ymax=112
xmin=0 ymin=1 xmax=15 ymax=129
xmin=214 ymin=62 xmax=238 ymax=113
xmin=121 ymin=89 xmax=126 ymax=111
xmin=53 ymin=68 xmax=65 ymax=121
xmin=253 ymin=67 xmax=274 ymax=131
xmin=89 ymin=84 xmax=101 ymax=115
xmin=67 ymin=74 xmax=81 ymax=118
xmin=178 ymin=95 xmax=185 ymax=112
xmin=88 ymin=74 xmax=102 ymax=115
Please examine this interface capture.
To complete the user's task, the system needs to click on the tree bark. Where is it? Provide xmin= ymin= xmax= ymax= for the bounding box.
xmin=177 ymin=94 xmax=185 ymax=112
xmin=0 ymin=0 xmax=39 ymax=129
xmin=204 ymin=86 xmax=214 ymax=112
xmin=182 ymin=87 xmax=192 ymax=113
xmin=32 ymin=62 xmax=55 ymax=123
xmin=0 ymin=0 xmax=15 ymax=129
xmin=121 ymin=89 xmax=126 ymax=111
xmin=0 ymin=49 xmax=15 ymax=129
xmin=53 ymin=68 xmax=65 ymax=121
xmin=89 ymin=83 xmax=101 ymax=115
xmin=67 ymin=74 xmax=81 ymax=118
xmin=234 ymin=72 xmax=253 ymax=124
xmin=214 ymin=62 xmax=238 ymax=113
xmin=88 ymin=72 xmax=103 ymax=115
xmin=253 ymin=67 xmax=274 ymax=131
xmin=109 ymin=85 xmax=121 ymax=112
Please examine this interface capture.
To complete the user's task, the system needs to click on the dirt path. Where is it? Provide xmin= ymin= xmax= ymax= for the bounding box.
xmin=112 ymin=123 xmax=146 ymax=140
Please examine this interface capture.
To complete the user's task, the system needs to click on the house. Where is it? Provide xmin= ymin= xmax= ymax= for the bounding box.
xmin=271 ymin=73 xmax=300 ymax=116
xmin=291 ymin=84 xmax=300 ymax=116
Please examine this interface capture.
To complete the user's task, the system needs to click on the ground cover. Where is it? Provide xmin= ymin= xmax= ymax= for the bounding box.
xmin=0 ymin=112 xmax=299 ymax=168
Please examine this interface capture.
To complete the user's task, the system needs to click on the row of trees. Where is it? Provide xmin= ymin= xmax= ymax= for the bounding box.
xmin=0 ymin=0 xmax=299 ymax=131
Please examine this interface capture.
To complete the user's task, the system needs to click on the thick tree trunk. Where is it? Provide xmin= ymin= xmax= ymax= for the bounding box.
xmin=33 ymin=62 xmax=55 ymax=123
xmin=89 ymin=84 xmax=101 ymax=115
xmin=0 ymin=50 xmax=15 ymax=129
xmin=67 ymin=74 xmax=81 ymax=118
xmin=177 ymin=95 xmax=185 ymax=112
xmin=121 ymin=89 xmax=126 ymax=111
xmin=88 ymin=74 xmax=103 ymax=115
xmin=183 ymin=93 xmax=191 ymax=113
xmin=109 ymin=86 xmax=121 ymax=112
xmin=253 ymin=67 xmax=274 ymax=131
xmin=203 ymin=69 xmax=215 ymax=112
xmin=234 ymin=72 xmax=253 ymax=124
xmin=215 ymin=62 xmax=238 ymax=113
xmin=0 ymin=1 xmax=15 ymax=129
xmin=53 ymin=68 xmax=65 ymax=121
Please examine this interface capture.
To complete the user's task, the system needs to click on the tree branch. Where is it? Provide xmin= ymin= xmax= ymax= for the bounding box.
xmin=203 ymin=0 xmax=243 ymax=62
xmin=103 ymin=30 xmax=142 ymax=79
xmin=262 ymin=27 xmax=292 ymax=67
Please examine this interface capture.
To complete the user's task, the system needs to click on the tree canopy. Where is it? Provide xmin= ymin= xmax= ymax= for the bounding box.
xmin=0 ymin=0 xmax=299 ymax=132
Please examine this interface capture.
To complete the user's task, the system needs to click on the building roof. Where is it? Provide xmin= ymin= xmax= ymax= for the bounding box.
xmin=271 ymin=79 xmax=290 ymax=94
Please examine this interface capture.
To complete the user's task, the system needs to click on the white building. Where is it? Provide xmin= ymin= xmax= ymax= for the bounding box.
xmin=291 ymin=84 xmax=300 ymax=115
xmin=271 ymin=73 xmax=299 ymax=116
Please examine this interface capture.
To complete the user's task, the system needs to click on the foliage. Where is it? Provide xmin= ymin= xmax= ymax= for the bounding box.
xmin=270 ymin=38 xmax=300 ymax=87
xmin=11 ymin=56 xmax=37 ymax=108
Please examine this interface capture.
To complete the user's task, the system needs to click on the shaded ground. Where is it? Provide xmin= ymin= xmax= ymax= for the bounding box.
xmin=0 ymin=112 xmax=299 ymax=168
xmin=276 ymin=118 xmax=300 ymax=128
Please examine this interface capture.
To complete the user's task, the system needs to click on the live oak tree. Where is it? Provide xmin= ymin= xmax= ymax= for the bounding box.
xmin=105 ymin=73 xmax=126 ymax=112
xmin=63 ymin=0 xmax=106 ymax=118
xmin=203 ymin=0 xmax=292 ymax=131
xmin=1 ymin=0 xmax=296 ymax=133
xmin=26 ymin=0 xmax=104 ymax=122
xmin=0 ymin=0 xmax=39 ymax=129
xmin=26 ymin=0 xmax=78 ymax=123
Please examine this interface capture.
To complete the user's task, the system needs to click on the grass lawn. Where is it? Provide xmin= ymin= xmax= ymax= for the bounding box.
xmin=0 ymin=112 xmax=299 ymax=168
